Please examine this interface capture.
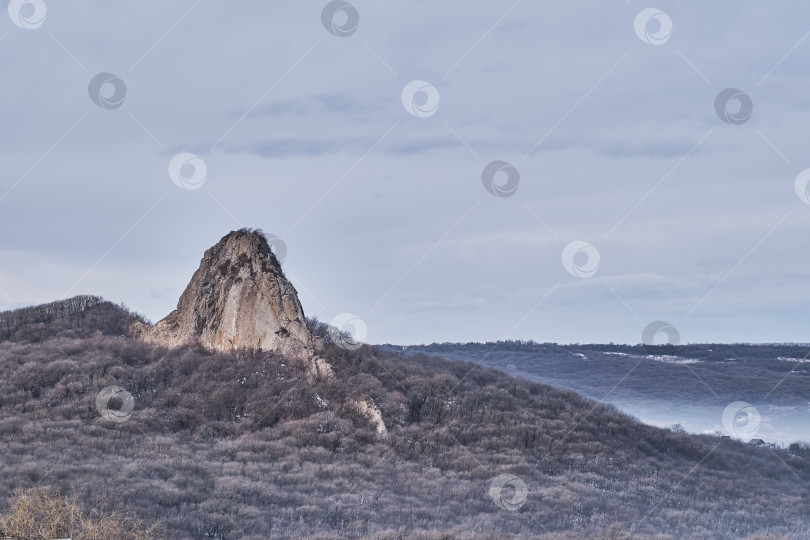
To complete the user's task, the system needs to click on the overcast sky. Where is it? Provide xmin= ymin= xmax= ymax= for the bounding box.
xmin=2 ymin=1 xmax=810 ymax=346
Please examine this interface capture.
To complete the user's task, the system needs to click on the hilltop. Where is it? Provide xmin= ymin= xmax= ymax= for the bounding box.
xmin=138 ymin=229 xmax=316 ymax=357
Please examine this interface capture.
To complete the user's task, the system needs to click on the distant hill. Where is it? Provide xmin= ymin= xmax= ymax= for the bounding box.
xmin=0 ymin=295 xmax=147 ymax=343
xmin=380 ymin=341 xmax=810 ymax=445
xmin=0 ymin=317 xmax=809 ymax=538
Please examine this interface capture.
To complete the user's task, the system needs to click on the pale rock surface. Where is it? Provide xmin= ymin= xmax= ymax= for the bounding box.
xmin=350 ymin=399 xmax=388 ymax=436
xmin=136 ymin=229 xmax=332 ymax=379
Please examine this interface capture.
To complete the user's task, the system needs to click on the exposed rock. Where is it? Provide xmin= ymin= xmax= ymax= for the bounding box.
xmin=349 ymin=399 xmax=388 ymax=437
xmin=137 ymin=229 xmax=331 ymax=378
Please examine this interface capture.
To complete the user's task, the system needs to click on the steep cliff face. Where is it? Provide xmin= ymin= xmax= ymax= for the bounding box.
xmin=140 ymin=229 xmax=330 ymax=377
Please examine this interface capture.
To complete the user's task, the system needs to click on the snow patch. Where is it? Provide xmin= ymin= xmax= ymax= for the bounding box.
xmin=778 ymin=357 xmax=810 ymax=363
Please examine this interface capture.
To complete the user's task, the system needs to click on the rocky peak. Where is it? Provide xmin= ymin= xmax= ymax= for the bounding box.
xmin=139 ymin=229 xmax=330 ymax=377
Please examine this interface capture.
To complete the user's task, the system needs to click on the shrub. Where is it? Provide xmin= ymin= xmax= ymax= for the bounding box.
xmin=0 ymin=487 xmax=162 ymax=540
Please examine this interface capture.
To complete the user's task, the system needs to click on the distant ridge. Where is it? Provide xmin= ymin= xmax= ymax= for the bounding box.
xmin=0 ymin=295 xmax=142 ymax=342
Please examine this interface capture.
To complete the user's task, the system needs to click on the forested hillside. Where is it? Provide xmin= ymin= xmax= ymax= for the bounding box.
xmin=0 ymin=300 xmax=808 ymax=539
xmin=0 ymin=295 xmax=147 ymax=343
xmin=385 ymin=341 xmax=810 ymax=405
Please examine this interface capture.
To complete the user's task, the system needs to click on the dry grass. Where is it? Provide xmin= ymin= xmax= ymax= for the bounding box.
xmin=0 ymin=487 xmax=162 ymax=540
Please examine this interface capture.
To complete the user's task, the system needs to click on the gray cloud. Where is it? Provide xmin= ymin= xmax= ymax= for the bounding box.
xmin=253 ymin=93 xmax=383 ymax=118
xmin=1 ymin=1 xmax=810 ymax=345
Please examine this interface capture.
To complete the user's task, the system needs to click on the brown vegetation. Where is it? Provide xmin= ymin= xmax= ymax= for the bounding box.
xmin=0 ymin=487 xmax=161 ymax=540
xmin=0 ymin=301 xmax=807 ymax=538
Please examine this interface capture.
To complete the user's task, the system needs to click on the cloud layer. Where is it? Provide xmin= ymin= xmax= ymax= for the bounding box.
xmin=2 ymin=1 xmax=810 ymax=345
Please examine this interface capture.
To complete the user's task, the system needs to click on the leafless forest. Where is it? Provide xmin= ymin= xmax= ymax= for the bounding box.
xmin=0 ymin=298 xmax=808 ymax=539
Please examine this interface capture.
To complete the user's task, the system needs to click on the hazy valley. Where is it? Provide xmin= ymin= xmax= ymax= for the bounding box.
xmin=386 ymin=342 xmax=810 ymax=445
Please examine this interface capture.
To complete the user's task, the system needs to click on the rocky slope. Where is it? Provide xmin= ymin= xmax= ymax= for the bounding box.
xmin=137 ymin=229 xmax=332 ymax=378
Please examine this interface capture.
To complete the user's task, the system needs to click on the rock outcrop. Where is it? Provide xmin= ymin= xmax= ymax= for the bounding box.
xmin=138 ymin=229 xmax=331 ymax=378
xmin=349 ymin=399 xmax=388 ymax=437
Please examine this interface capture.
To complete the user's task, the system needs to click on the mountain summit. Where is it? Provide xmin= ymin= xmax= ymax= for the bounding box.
xmin=139 ymin=229 xmax=328 ymax=373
